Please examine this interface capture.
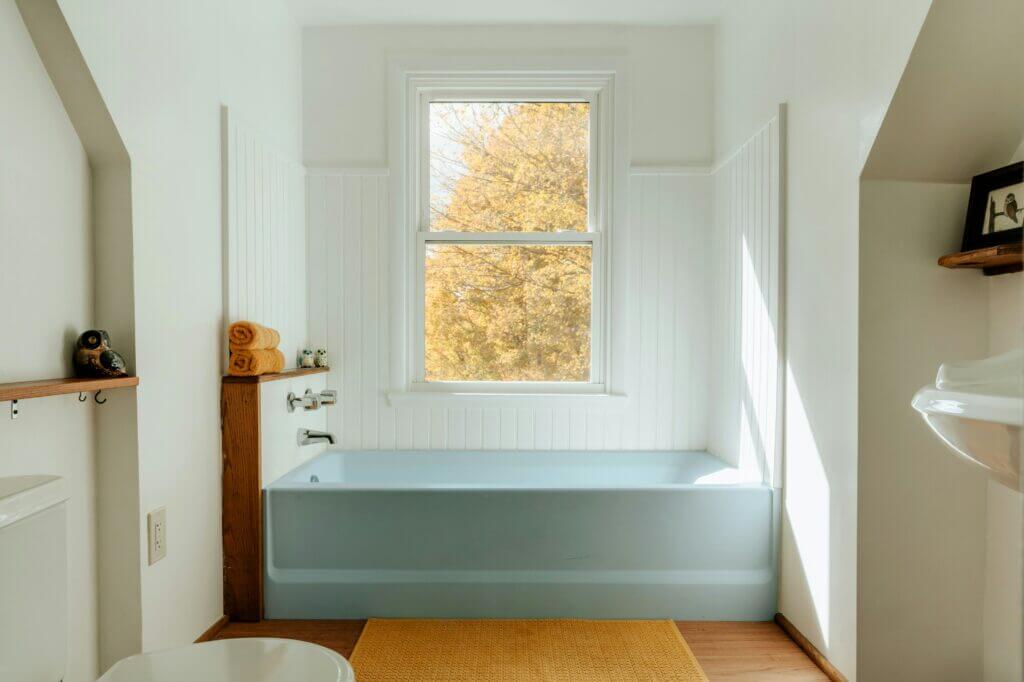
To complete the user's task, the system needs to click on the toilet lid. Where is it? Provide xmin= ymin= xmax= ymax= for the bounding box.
xmin=98 ymin=638 xmax=355 ymax=682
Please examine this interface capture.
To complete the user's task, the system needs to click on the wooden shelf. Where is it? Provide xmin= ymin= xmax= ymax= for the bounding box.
xmin=222 ymin=366 xmax=329 ymax=384
xmin=939 ymin=243 xmax=1022 ymax=275
xmin=0 ymin=375 xmax=139 ymax=402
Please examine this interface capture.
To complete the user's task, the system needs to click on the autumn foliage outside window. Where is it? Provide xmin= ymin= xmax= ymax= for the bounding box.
xmin=425 ymin=102 xmax=594 ymax=382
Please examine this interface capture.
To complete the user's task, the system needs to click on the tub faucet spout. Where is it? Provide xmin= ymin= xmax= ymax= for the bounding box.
xmin=298 ymin=428 xmax=335 ymax=445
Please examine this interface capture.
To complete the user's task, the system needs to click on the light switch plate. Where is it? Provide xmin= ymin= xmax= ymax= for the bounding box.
xmin=148 ymin=507 xmax=167 ymax=565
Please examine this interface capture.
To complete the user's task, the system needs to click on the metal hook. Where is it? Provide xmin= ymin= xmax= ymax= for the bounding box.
xmin=78 ymin=392 xmax=88 ymax=402
xmin=94 ymin=390 xmax=107 ymax=405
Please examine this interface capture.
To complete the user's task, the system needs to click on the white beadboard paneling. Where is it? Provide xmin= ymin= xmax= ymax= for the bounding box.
xmin=223 ymin=108 xmax=308 ymax=368
xmin=708 ymin=112 xmax=785 ymax=486
xmin=307 ymin=169 xmax=711 ymax=451
xmin=259 ymin=374 xmax=328 ymax=487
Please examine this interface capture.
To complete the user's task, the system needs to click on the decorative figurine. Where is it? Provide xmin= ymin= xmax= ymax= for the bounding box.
xmin=300 ymin=349 xmax=316 ymax=368
xmin=315 ymin=348 xmax=329 ymax=368
xmin=73 ymin=330 xmax=127 ymax=377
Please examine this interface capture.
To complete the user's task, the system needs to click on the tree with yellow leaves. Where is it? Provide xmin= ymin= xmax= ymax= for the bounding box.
xmin=425 ymin=102 xmax=592 ymax=382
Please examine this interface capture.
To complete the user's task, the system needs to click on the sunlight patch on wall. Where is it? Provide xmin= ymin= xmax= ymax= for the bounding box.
xmin=738 ymin=237 xmax=778 ymax=482
xmin=785 ymin=363 xmax=831 ymax=647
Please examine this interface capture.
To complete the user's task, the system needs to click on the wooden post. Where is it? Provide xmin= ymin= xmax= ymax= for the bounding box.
xmin=221 ymin=381 xmax=262 ymax=621
xmin=220 ymin=367 xmax=329 ymax=622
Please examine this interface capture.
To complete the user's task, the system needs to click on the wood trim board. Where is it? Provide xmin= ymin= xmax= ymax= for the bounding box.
xmin=774 ymin=613 xmax=847 ymax=681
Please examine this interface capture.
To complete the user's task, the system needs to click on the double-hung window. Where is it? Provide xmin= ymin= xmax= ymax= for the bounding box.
xmin=407 ymin=76 xmax=611 ymax=395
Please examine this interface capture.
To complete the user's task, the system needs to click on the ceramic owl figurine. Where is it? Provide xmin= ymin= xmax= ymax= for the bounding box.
xmin=315 ymin=348 xmax=329 ymax=368
xmin=74 ymin=330 xmax=127 ymax=377
xmin=300 ymin=349 xmax=315 ymax=368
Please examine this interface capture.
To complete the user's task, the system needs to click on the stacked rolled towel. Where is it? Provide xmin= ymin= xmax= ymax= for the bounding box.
xmin=227 ymin=321 xmax=285 ymax=376
xmin=228 ymin=320 xmax=280 ymax=350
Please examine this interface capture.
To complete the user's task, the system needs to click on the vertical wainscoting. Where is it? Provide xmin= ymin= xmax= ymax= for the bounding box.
xmin=626 ymin=171 xmax=711 ymax=451
xmin=307 ymin=169 xmax=710 ymax=451
xmin=222 ymin=108 xmax=308 ymax=367
xmin=708 ymin=113 xmax=785 ymax=486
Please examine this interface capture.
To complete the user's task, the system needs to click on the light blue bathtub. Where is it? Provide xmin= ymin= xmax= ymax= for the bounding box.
xmin=264 ymin=450 xmax=778 ymax=620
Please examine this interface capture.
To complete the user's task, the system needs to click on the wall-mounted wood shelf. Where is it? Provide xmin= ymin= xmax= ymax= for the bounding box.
xmin=222 ymin=366 xmax=329 ymax=384
xmin=938 ymin=243 xmax=1022 ymax=276
xmin=0 ymin=375 xmax=139 ymax=402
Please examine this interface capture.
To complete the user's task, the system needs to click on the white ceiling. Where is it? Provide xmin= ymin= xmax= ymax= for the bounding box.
xmin=289 ymin=0 xmax=723 ymax=26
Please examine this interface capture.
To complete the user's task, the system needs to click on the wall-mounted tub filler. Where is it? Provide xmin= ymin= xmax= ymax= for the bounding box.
xmin=287 ymin=389 xmax=320 ymax=412
xmin=298 ymin=429 xmax=335 ymax=446
xmin=913 ymin=348 xmax=1023 ymax=491
xmin=287 ymin=389 xmax=337 ymax=412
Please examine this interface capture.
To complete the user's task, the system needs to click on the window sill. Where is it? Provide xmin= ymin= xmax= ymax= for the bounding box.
xmin=385 ymin=390 xmax=629 ymax=409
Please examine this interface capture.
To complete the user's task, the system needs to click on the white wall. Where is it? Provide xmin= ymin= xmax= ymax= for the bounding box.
xmin=859 ymin=180 xmax=990 ymax=681
xmin=983 ymin=141 xmax=1024 ymax=682
xmin=857 ymin=2 xmax=1024 ymax=678
xmin=49 ymin=0 xmax=304 ymax=665
xmin=715 ymin=0 xmax=934 ymax=677
xmin=303 ymin=25 xmax=714 ymax=168
xmin=0 ymin=3 xmax=97 ymax=679
xmin=306 ymin=169 xmax=711 ymax=451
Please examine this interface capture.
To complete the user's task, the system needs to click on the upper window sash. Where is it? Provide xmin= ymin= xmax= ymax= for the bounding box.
xmin=417 ymin=90 xmax=602 ymax=237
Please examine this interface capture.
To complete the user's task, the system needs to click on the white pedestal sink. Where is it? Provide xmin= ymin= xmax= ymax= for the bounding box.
xmin=913 ymin=349 xmax=1023 ymax=491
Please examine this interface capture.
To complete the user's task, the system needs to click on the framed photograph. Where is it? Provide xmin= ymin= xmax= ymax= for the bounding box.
xmin=961 ymin=161 xmax=1024 ymax=252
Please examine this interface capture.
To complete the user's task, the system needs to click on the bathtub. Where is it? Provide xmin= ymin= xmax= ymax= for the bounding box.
xmin=264 ymin=450 xmax=778 ymax=620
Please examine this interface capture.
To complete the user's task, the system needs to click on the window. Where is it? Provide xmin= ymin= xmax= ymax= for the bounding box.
xmin=402 ymin=72 xmax=615 ymax=397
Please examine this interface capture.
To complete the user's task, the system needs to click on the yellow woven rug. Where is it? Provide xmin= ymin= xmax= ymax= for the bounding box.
xmin=349 ymin=619 xmax=709 ymax=681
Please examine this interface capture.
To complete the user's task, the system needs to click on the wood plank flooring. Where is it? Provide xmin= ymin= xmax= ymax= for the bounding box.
xmin=676 ymin=622 xmax=829 ymax=681
xmin=215 ymin=619 xmax=828 ymax=681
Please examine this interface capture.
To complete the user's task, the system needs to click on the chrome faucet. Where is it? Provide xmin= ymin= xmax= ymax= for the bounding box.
xmin=287 ymin=389 xmax=338 ymax=412
xmin=287 ymin=389 xmax=320 ymax=412
xmin=298 ymin=428 xmax=335 ymax=446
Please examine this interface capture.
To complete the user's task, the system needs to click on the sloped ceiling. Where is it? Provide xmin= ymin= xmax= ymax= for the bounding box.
xmin=863 ymin=0 xmax=1024 ymax=182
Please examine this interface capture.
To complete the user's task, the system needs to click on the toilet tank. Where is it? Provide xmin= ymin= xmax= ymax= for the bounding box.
xmin=0 ymin=476 xmax=69 ymax=682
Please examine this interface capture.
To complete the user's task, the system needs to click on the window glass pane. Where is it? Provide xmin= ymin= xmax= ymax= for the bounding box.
xmin=429 ymin=102 xmax=589 ymax=232
xmin=425 ymin=244 xmax=592 ymax=381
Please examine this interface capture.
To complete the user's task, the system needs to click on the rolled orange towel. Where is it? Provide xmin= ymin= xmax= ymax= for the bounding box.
xmin=228 ymin=348 xmax=286 ymax=376
xmin=228 ymin=321 xmax=281 ymax=351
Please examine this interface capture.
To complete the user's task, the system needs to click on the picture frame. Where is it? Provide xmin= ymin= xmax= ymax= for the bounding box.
xmin=961 ymin=161 xmax=1024 ymax=252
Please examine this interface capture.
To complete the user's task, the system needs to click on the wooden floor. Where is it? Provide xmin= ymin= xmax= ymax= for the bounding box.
xmin=215 ymin=619 xmax=827 ymax=681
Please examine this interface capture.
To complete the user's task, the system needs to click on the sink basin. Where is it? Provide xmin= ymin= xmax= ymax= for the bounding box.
xmin=913 ymin=349 xmax=1023 ymax=490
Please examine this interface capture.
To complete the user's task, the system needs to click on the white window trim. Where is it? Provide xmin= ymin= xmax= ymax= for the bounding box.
xmin=387 ymin=58 xmax=629 ymax=406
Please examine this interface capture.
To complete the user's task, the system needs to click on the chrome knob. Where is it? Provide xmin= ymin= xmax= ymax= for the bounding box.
xmin=287 ymin=389 xmax=321 ymax=412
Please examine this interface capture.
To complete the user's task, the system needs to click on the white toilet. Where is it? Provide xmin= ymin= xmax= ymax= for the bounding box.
xmin=98 ymin=637 xmax=354 ymax=682
xmin=0 ymin=475 xmax=354 ymax=682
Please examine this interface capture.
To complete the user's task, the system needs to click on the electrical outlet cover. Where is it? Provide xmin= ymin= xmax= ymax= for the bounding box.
xmin=148 ymin=507 xmax=167 ymax=565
